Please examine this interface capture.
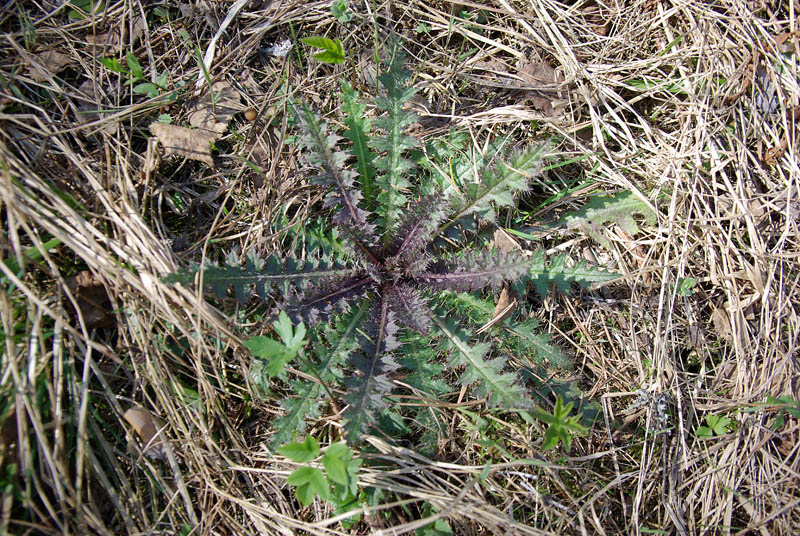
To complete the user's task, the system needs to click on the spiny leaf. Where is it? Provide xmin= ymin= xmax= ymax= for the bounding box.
xmin=443 ymin=143 xmax=549 ymax=235
xmin=505 ymin=319 xmax=571 ymax=370
xmin=343 ymin=293 xmax=400 ymax=441
xmin=560 ymin=191 xmax=656 ymax=248
xmin=270 ymin=306 xmax=367 ymax=449
xmin=163 ymin=253 xmax=361 ymax=303
xmin=432 ymin=315 xmax=529 ymax=408
xmin=295 ymin=102 xmax=376 ymax=241
xmin=386 ymin=285 xmax=432 ymax=334
xmin=385 ymin=193 xmax=450 ymax=266
xmin=289 ymin=274 xmax=374 ymax=323
xmin=341 ymin=82 xmax=376 ymax=205
xmin=370 ymin=39 xmax=419 ymax=236
xmin=420 ymin=250 xmax=533 ymax=292
xmin=524 ymin=250 xmax=618 ymax=298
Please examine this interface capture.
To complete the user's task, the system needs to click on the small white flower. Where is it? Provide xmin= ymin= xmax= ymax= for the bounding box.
xmin=263 ymin=38 xmax=293 ymax=58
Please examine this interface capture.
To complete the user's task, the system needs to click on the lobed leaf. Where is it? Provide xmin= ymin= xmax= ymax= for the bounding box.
xmin=369 ymin=39 xmax=419 ymax=236
xmin=343 ymin=293 xmax=401 ymax=442
xmin=443 ymin=143 xmax=550 ymax=235
xmin=341 ymin=82 xmax=377 ymax=205
xmin=560 ymin=191 xmax=657 ymax=248
xmin=270 ymin=306 xmax=367 ymax=449
xmin=432 ymin=315 xmax=530 ymax=408
xmin=524 ymin=250 xmax=618 ymax=298
xmin=419 ymin=250 xmax=534 ymax=292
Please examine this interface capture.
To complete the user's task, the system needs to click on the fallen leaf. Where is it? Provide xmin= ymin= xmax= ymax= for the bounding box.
xmin=476 ymin=286 xmax=518 ymax=335
xmin=517 ymin=59 xmax=562 ymax=87
xmin=65 ymin=271 xmax=115 ymax=329
xmin=150 ymin=122 xmax=218 ymax=167
xmin=150 ymin=81 xmax=241 ymax=167
xmin=516 ymin=58 xmax=567 ymax=116
xmin=493 ymin=228 xmax=520 ymax=254
xmin=711 ymin=306 xmax=733 ymax=344
xmin=75 ymin=79 xmax=118 ymax=135
xmin=123 ymin=406 xmax=167 ymax=461
xmin=85 ymin=16 xmax=144 ymax=55
xmin=188 ymin=81 xmax=242 ymax=136
xmin=28 ymin=50 xmax=74 ymax=82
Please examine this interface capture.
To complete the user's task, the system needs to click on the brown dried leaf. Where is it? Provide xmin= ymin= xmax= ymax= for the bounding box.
xmin=711 ymin=306 xmax=733 ymax=344
xmin=188 ymin=81 xmax=242 ymax=136
xmin=85 ymin=17 xmax=144 ymax=55
xmin=475 ymin=286 xmax=518 ymax=335
xmin=150 ymin=122 xmax=218 ymax=167
xmin=517 ymin=59 xmax=562 ymax=87
xmin=493 ymin=228 xmax=520 ymax=254
xmin=123 ymin=406 xmax=167 ymax=461
xmin=517 ymin=59 xmax=567 ymax=116
xmin=65 ymin=271 xmax=115 ymax=329
xmin=75 ymin=79 xmax=117 ymax=135
xmin=28 ymin=50 xmax=74 ymax=82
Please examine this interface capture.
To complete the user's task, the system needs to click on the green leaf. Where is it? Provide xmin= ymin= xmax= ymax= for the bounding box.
xmin=432 ymin=315 xmax=530 ymax=409
xmin=505 ymin=319 xmax=571 ymax=369
xmin=277 ymin=436 xmax=320 ymax=462
xmin=524 ymin=250 xmax=617 ymax=299
xmin=301 ymin=36 xmax=345 ymax=64
xmin=704 ymin=414 xmax=732 ymax=436
xmin=676 ymin=277 xmax=696 ymax=296
xmin=323 ymin=447 xmax=349 ymax=486
xmin=269 ymin=306 xmax=366 ymax=449
xmin=68 ymin=0 xmax=104 ymax=19
xmin=125 ymin=52 xmax=144 ymax=79
xmin=341 ymin=82 xmax=376 ymax=205
xmin=696 ymin=426 xmax=713 ymax=438
xmin=331 ymin=0 xmax=353 ymax=23
xmin=287 ymin=467 xmax=329 ymax=505
xmin=99 ymin=57 xmax=126 ymax=74
xmin=244 ymin=336 xmax=292 ymax=377
xmin=560 ymin=191 xmax=657 ymax=249
xmin=532 ymin=396 xmax=587 ymax=451
xmin=133 ymin=83 xmax=159 ymax=97
xmin=442 ymin=143 xmax=549 ymax=235
xmin=370 ymin=39 xmax=419 ymax=236
xmin=274 ymin=311 xmax=307 ymax=353
xmin=243 ymin=313 xmax=306 ymax=378
xmin=155 ymin=70 xmax=169 ymax=89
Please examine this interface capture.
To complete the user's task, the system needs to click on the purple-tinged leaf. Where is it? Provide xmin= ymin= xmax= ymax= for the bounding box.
xmin=343 ymin=290 xmax=400 ymax=441
xmin=386 ymin=285 xmax=431 ymax=334
xmin=384 ymin=193 xmax=450 ymax=264
xmin=289 ymin=274 xmax=374 ymax=323
xmin=419 ymin=250 xmax=533 ymax=292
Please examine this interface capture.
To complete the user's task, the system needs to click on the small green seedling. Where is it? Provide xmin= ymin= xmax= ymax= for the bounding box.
xmin=68 ymin=0 xmax=104 ymax=19
xmin=278 ymin=437 xmax=361 ymax=510
xmin=301 ymin=36 xmax=346 ymax=64
xmin=99 ymin=53 xmax=170 ymax=98
xmin=245 ymin=311 xmax=307 ymax=383
xmin=531 ymin=396 xmax=588 ymax=451
xmin=676 ymin=277 xmax=697 ymax=296
xmin=330 ymin=0 xmax=353 ymax=23
xmin=767 ymin=395 xmax=800 ymax=431
xmin=696 ymin=414 xmax=733 ymax=438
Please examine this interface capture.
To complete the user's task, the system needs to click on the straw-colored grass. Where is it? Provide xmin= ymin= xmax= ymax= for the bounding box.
xmin=1 ymin=0 xmax=798 ymax=534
